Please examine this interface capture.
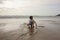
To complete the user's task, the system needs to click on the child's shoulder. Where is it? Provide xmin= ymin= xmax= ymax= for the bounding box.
xmin=29 ymin=19 xmax=34 ymax=22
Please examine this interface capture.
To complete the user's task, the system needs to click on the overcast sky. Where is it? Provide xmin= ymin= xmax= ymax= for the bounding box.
xmin=0 ymin=0 xmax=60 ymax=16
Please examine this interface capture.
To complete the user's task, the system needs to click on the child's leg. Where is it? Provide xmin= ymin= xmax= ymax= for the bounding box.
xmin=31 ymin=25 xmax=34 ymax=29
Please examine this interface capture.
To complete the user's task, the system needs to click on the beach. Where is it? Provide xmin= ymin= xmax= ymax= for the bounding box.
xmin=0 ymin=16 xmax=60 ymax=40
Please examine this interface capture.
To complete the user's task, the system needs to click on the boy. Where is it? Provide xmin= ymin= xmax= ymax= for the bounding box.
xmin=27 ymin=16 xmax=37 ymax=29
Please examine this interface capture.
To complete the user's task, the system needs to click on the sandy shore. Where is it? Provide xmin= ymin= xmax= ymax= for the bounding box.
xmin=0 ymin=18 xmax=60 ymax=40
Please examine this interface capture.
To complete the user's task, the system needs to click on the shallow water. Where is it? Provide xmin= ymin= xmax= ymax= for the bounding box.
xmin=0 ymin=16 xmax=60 ymax=40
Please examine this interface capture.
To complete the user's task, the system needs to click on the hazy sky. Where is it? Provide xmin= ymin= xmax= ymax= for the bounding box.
xmin=0 ymin=0 xmax=60 ymax=16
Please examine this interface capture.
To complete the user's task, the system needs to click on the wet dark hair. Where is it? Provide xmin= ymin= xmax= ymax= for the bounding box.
xmin=29 ymin=16 xmax=33 ymax=19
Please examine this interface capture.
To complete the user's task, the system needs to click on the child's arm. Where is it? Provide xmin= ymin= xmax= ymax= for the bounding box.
xmin=33 ymin=20 xmax=37 ymax=29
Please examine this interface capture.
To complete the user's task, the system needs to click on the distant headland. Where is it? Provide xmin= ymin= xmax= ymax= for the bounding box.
xmin=56 ymin=14 xmax=60 ymax=16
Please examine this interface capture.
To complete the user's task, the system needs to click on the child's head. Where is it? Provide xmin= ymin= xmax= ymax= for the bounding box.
xmin=29 ymin=16 xmax=33 ymax=20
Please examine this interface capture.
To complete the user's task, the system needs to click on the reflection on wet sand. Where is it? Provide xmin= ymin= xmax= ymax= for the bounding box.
xmin=16 ymin=26 xmax=37 ymax=40
xmin=29 ymin=28 xmax=34 ymax=36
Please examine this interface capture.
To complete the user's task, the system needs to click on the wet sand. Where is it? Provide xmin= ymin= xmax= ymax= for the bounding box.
xmin=0 ymin=17 xmax=60 ymax=40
